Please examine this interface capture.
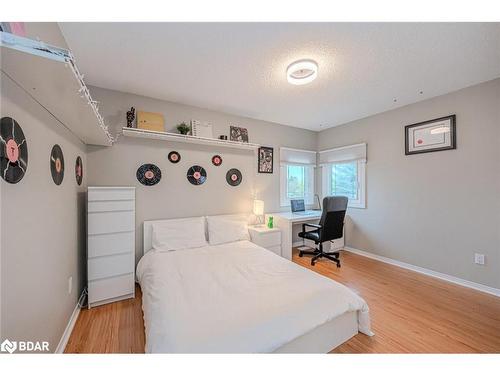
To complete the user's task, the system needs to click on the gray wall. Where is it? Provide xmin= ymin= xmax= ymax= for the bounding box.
xmin=0 ymin=23 xmax=87 ymax=352
xmin=0 ymin=74 xmax=87 ymax=350
xmin=317 ymin=79 xmax=500 ymax=289
xmin=87 ymin=86 xmax=317 ymax=263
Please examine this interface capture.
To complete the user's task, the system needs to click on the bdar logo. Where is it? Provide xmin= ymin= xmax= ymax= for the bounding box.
xmin=1 ymin=339 xmax=17 ymax=354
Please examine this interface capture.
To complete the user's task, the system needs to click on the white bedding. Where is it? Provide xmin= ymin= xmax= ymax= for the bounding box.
xmin=136 ymin=240 xmax=372 ymax=353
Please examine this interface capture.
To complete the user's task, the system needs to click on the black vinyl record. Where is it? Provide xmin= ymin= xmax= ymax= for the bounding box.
xmin=226 ymin=168 xmax=242 ymax=186
xmin=75 ymin=156 xmax=83 ymax=185
xmin=211 ymin=155 xmax=222 ymax=166
xmin=137 ymin=164 xmax=161 ymax=186
xmin=168 ymin=151 xmax=181 ymax=163
xmin=187 ymin=165 xmax=207 ymax=185
xmin=50 ymin=144 xmax=64 ymax=185
xmin=0 ymin=117 xmax=28 ymax=184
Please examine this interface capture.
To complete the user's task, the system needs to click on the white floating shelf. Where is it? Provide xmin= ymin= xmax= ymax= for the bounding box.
xmin=0 ymin=32 xmax=112 ymax=146
xmin=122 ymin=127 xmax=260 ymax=150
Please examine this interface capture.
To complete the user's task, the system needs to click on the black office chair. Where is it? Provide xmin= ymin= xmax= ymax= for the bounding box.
xmin=298 ymin=196 xmax=348 ymax=267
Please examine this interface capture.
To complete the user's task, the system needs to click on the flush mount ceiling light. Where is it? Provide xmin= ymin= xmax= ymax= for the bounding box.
xmin=286 ymin=59 xmax=318 ymax=85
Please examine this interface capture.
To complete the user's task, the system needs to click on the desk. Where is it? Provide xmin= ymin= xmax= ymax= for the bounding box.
xmin=267 ymin=211 xmax=344 ymax=260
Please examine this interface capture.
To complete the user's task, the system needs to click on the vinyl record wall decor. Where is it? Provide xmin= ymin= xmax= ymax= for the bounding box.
xmin=211 ymin=155 xmax=222 ymax=166
xmin=168 ymin=151 xmax=181 ymax=163
xmin=226 ymin=168 xmax=242 ymax=186
xmin=75 ymin=156 xmax=83 ymax=185
xmin=50 ymin=144 xmax=65 ymax=185
xmin=137 ymin=163 xmax=162 ymax=186
xmin=187 ymin=165 xmax=207 ymax=185
xmin=0 ymin=117 xmax=28 ymax=184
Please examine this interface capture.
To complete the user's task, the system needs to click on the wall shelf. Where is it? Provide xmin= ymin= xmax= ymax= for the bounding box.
xmin=122 ymin=127 xmax=260 ymax=150
xmin=0 ymin=32 xmax=112 ymax=146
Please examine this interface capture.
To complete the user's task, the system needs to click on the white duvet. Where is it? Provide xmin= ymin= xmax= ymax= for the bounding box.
xmin=136 ymin=240 xmax=372 ymax=353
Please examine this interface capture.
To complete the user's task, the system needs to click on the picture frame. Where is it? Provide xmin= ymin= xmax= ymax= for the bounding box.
xmin=405 ymin=115 xmax=456 ymax=155
xmin=230 ymin=126 xmax=249 ymax=143
xmin=258 ymin=146 xmax=274 ymax=174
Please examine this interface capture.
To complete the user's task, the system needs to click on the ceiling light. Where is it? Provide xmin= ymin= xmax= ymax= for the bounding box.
xmin=287 ymin=60 xmax=318 ymax=85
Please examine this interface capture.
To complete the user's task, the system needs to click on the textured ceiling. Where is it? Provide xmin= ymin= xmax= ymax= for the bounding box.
xmin=59 ymin=23 xmax=500 ymax=131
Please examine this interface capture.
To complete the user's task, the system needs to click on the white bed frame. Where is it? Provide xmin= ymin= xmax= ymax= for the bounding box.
xmin=142 ymin=220 xmax=359 ymax=353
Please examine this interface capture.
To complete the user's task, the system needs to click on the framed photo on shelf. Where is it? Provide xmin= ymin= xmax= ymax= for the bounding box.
xmin=230 ymin=126 xmax=249 ymax=143
xmin=405 ymin=115 xmax=456 ymax=155
xmin=258 ymin=146 xmax=273 ymax=173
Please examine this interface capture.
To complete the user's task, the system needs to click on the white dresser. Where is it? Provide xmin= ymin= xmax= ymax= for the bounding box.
xmin=87 ymin=187 xmax=136 ymax=308
xmin=248 ymin=226 xmax=282 ymax=256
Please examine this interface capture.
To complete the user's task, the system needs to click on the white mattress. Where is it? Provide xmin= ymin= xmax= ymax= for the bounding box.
xmin=136 ymin=240 xmax=372 ymax=353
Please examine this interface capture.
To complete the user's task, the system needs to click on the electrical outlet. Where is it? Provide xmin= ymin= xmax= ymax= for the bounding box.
xmin=474 ymin=253 xmax=485 ymax=265
xmin=68 ymin=276 xmax=73 ymax=295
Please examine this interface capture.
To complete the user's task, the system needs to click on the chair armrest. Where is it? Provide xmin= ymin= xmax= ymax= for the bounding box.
xmin=302 ymin=223 xmax=322 ymax=232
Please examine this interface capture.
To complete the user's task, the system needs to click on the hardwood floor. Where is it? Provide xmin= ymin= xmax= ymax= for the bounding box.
xmin=65 ymin=249 xmax=500 ymax=353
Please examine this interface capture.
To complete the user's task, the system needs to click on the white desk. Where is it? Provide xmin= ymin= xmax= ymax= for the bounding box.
xmin=267 ymin=211 xmax=344 ymax=260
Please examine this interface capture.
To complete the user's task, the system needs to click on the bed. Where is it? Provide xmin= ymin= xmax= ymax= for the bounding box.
xmin=136 ymin=217 xmax=373 ymax=353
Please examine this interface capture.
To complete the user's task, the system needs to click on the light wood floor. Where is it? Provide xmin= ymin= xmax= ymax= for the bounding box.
xmin=65 ymin=250 xmax=500 ymax=353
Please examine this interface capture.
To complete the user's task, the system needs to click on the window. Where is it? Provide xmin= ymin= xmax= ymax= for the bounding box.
xmin=279 ymin=147 xmax=317 ymax=207
xmin=280 ymin=164 xmax=315 ymax=206
xmin=319 ymin=143 xmax=367 ymax=209
xmin=323 ymin=161 xmax=365 ymax=208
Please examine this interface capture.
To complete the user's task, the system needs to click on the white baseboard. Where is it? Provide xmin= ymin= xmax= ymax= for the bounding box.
xmin=343 ymin=246 xmax=500 ymax=297
xmin=55 ymin=290 xmax=85 ymax=353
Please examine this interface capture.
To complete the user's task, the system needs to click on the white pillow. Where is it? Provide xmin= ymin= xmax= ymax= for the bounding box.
xmin=152 ymin=217 xmax=208 ymax=251
xmin=207 ymin=215 xmax=250 ymax=246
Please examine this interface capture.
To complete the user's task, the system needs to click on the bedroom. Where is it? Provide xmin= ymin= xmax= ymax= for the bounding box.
xmin=1 ymin=1 xmax=499 ymax=373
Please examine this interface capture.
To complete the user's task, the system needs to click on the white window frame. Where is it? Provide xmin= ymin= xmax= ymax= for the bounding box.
xmin=322 ymin=160 xmax=366 ymax=209
xmin=280 ymin=163 xmax=315 ymax=207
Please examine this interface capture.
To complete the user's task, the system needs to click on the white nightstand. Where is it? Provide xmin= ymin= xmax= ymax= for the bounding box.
xmin=248 ymin=226 xmax=282 ymax=257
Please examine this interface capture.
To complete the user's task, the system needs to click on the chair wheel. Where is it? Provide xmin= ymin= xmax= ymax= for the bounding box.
xmin=336 ymin=263 xmax=341 ymax=268
xmin=311 ymin=260 xmax=316 ymax=266
xmin=298 ymin=252 xmax=303 ymax=257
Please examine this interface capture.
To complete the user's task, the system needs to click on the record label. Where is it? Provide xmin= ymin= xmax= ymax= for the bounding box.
xmin=226 ymin=168 xmax=242 ymax=186
xmin=187 ymin=165 xmax=207 ymax=185
xmin=211 ymin=155 xmax=222 ymax=166
xmin=1 ymin=117 xmax=28 ymax=184
xmin=137 ymin=164 xmax=161 ymax=186
xmin=75 ymin=156 xmax=83 ymax=185
xmin=50 ymin=144 xmax=64 ymax=185
xmin=168 ymin=151 xmax=181 ymax=163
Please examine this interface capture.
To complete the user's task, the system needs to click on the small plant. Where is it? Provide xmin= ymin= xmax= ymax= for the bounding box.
xmin=176 ymin=122 xmax=191 ymax=135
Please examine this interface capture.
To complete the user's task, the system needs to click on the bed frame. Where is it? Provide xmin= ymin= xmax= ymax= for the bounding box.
xmin=142 ymin=219 xmax=359 ymax=353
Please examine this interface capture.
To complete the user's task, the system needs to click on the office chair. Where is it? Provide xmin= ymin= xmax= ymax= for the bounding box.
xmin=297 ymin=196 xmax=348 ymax=267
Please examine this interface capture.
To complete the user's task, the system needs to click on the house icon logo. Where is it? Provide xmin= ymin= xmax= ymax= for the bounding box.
xmin=1 ymin=339 xmax=17 ymax=354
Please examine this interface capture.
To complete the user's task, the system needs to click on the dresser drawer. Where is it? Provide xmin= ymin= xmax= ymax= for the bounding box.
xmin=88 ymin=273 xmax=134 ymax=305
xmin=251 ymin=231 xmax=281 ymax=248
xmin=88 ymin=211 xmax=135 ymax=235
xmin=88 ymin=231 xmax=134 ymax=258
xmin=88 ymin=252 xmax=134 ymax=281
xmin=88 ymin=199 xmax=135 ymax=213
xmin=88 ymin=188 xmax=135 ymax=202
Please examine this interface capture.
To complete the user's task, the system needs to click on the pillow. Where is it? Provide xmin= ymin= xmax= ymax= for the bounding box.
xmin=207 ymin=215 xmax=250 ymax=246
xmin=152 ymin=217 xmax=208 ymax=251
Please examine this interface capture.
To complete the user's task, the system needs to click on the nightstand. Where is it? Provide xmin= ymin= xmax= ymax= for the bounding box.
xmin=248 ymin=226 xmax=282 ymax=257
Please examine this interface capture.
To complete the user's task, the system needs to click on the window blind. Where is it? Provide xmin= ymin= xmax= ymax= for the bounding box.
xmin=319 ymin=143 xmax=367 ymax=164
xmin=280 ymin=147 xmax=317 ymax=165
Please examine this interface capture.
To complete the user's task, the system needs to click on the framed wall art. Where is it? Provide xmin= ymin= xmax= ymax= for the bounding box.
xmin=258 ymin=146 xmax=273 ymax=173
xmin=230 ymin=126 xmax=249 ymax=143
xmin=405 ymin=115 xmax=456 ymax=155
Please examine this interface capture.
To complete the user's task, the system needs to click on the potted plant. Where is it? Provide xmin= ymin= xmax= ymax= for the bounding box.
xmin=176 ymin=122 xmax=191 ymax=135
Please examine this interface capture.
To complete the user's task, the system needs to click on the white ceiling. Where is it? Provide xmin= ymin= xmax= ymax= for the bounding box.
xmin=59 ymin=23 xmax=500 ymax=131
